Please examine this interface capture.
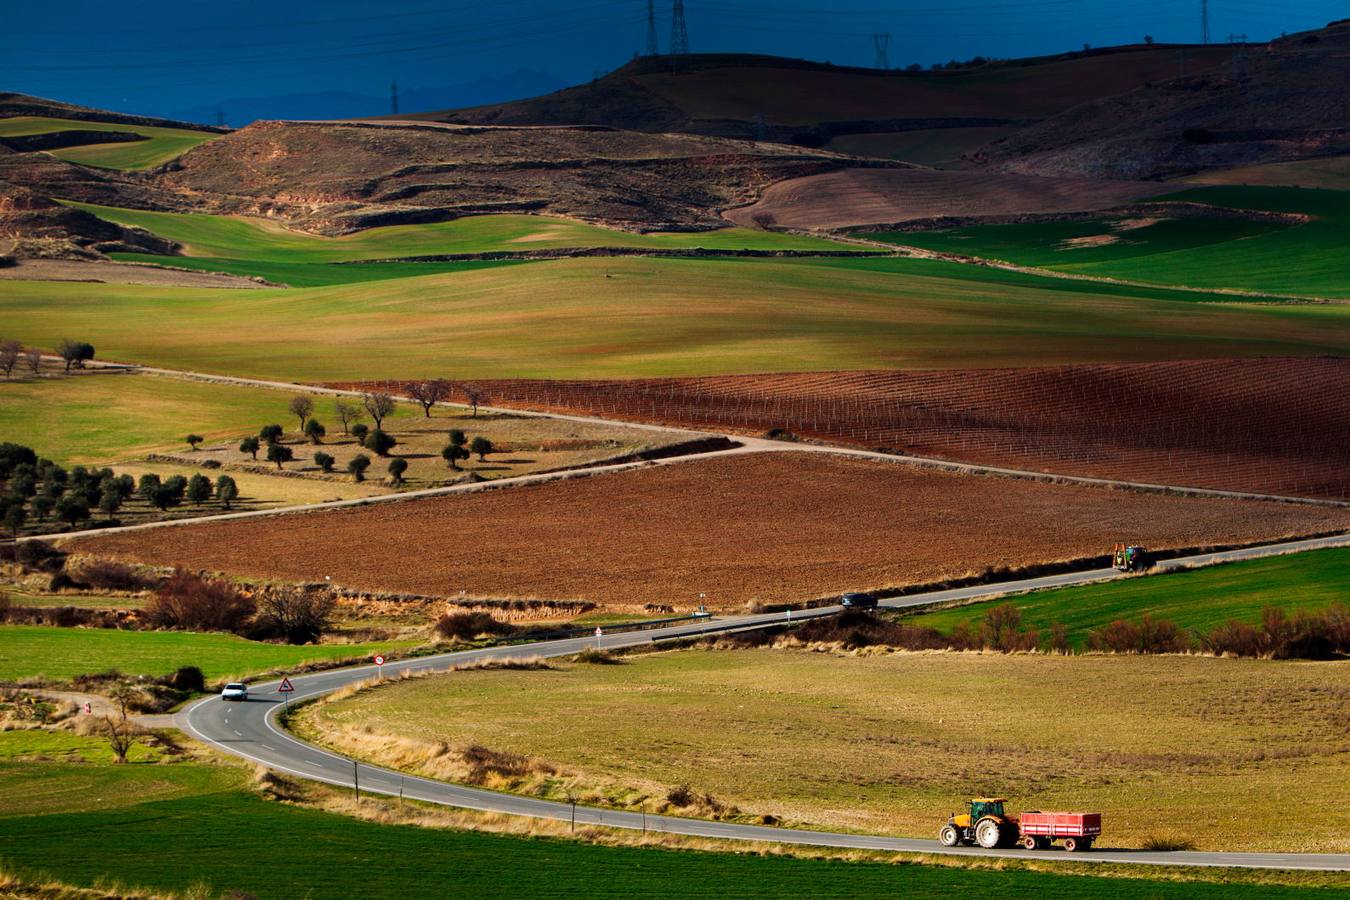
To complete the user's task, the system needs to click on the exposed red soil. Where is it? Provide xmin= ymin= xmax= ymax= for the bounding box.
xmin=344 ymin=358 xmax=1350 ymax=501
xmin=74 ymin=453 xmax=1350 ymax=609
xmin=723 ymin=168 xmax=1155 ymax=230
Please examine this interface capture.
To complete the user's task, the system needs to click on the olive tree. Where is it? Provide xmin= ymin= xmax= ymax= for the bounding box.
xmin=361 ymin=392 xmax=396 ymax=430
xmin=267 ymin=442 xmax=294 ymax=470
xmin=470 ymin=436 xmax=494 ymax=462
xmin=184 ymin=434 xmax=204 ymax=451
xmin=215 ymin=475 xmax=239 ymax=509
xmin=239 ymin=436 xmax=260 ymax=459
xmin=347 ymin=454 xmax=371 ymax=482
xmin=387 ymin=457 xmax=408 ymax=485
xmin=187 ymin=474 xmax=213 ymax=505
xmin=333 ymin=397 xmax=363 ymax=435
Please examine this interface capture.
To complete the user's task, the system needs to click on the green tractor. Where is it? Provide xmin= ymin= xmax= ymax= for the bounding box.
xmin=939 ymin=797 xmax=1021 ymax=849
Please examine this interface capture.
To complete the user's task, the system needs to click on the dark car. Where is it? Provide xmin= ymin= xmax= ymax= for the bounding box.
xmin=840 ymin=592 xmax=878 ymax=609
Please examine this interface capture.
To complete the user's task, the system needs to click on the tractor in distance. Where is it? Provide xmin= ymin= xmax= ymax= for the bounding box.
xmin=1112 ymin=543 xmax=1154 ymax=572
xmin=939 ymin=797 xmax=1020 ymax=848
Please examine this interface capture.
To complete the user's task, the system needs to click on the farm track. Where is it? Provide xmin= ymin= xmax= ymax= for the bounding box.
xmin=182 ymin=531 xmax=1350 ymax=872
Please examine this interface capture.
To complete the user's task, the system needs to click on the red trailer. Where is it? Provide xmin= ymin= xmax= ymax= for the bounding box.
xmin=1018 ymin=811 xmax=1102 ymax=852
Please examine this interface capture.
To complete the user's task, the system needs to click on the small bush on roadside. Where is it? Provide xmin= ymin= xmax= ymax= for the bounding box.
xmin=145 ymin=568 xmax=255 ymax=634
xmin=574 ymin=647 xmax=622 ymax=664
xmin=1087 ymin=615 xmax=1190 ymax=654
xmin=434 ymin=611 xmax=516 ymax=642
xmin=666 ymin=784 xmax=695 ymax=807
xmin=1141 ymin=834 xmax=1196 ymax=852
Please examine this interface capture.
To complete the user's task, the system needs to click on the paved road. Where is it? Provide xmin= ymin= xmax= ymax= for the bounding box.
xmin=182 ymin=532 xmax=1350 ymax=873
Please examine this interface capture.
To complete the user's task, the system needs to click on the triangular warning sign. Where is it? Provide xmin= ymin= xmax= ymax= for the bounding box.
xmin=278 ymin=676 xmax=295 ymax=693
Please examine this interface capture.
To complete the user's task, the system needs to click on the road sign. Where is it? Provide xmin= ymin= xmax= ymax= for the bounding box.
xmin=594 ymin=627 xmax=602 ymax=637
xmin=278 ymin=677 xmax=294 ymax=694
xmin=374 ymin=654 xmax=385 ymax=666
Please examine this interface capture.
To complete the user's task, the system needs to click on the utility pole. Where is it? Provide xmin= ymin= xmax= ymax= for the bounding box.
xmin=873 ymin=33 xmax=891 ymax=70
xmin=645 ymin=0 xmax=659 ymax=56
xmin=215 ymin=107 xmax=225 ymax=128
xmin=390 ymin=81 xmax=399 ymax=116
xmin=353 ymin=761 xmax=360 ymax=804
xmin=1200 ymin=0 xmax=1209 ymax=45
xmin=670 ymin=0 xmax=688 ymax=57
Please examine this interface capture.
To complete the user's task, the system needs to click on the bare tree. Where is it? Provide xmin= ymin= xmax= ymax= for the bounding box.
xmin=288 ymin=395 xmax=314 ymax=432
xmin=334 ymin=397 xmax=363 ymax=435
xmin=101 ymin=683 xmax=141 ymax=764
xmin=362 ymin=392 xmax=396 ymax=430
xmin=23 ymin=346 xmax=42 ymax=376
xmin=463 ymin=385 xmax=487 ymax=418
xmin=56 ymin=339 xmax=95 ymax=372
xmin=0 ymin=340 xmax=21 ymax=378
xmin=257 ymin=589 xmax=336 ymax=644
xmin=406 ymin=378 xmax=450 ymax=417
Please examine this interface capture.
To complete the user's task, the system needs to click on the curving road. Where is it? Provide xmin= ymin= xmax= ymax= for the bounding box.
xmin=182 ymin=532 xmax=1350 ymax=873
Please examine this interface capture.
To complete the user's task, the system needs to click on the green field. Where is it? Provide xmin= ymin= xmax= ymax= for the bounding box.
xmin=0 ymin=625 xmax=418 ymax=682
xmin=0 ymin=747 xmax=1338 ymax=898
xmin=906 ymin=547 xmax=1350 ymax=645
xmin=4 ymin=255 xmax=1348 ymax=381
xmin=867 ymin=186 xmax=1350 ymax=298
xmin=0 ymin=371 xmax=380 ymax=465
xmin=0 ymin=116 xmax=217 ymax=170
xmin=74 ymin=202 xmax=852 ymax=258
xmin=304 ymin=649 xmax=1350 ymax=853
xmin=112 ymin=254 xmax=532 ymax=288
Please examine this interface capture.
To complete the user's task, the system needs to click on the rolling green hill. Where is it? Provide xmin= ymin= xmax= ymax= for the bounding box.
xmin=904 ymin=547 xmax=1350 ymax=647
xmin=0 ymin=115 xmax=217 ymax=170
xmin=867 ymin=186 xmax=1350 ymax=298
xmin=3 ymin=255 xmax=1348 ymax=380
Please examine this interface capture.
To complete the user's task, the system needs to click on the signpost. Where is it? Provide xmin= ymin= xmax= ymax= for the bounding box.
xmin=278 ymin=676 xmax=294 ymax=709
xmin=374 ymin=654 xmax=385 ymax=679
xmin=594 ymin=626 xmax=602 ymax=650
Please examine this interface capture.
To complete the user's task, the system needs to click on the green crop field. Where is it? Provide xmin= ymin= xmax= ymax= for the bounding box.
xmin=73 ymin=202 xmax=853 ymax=260
xmin=0 ymin=116 xmax=217 ymax=170
xmin=0 ymin=745 xmax=1337 ymax=898
xmin=303 ymin=649 xmax=1350 ymax=853
xmin=0 ymin=625 xmax=419 ymax=682
xmin=4 ymin=256 xmax=1348 ymax=381
xmin=905 ymin=547 xmax=1350 ymax=645
xmin=867 ymin=186 xmax=1350 ymax=298
xmin=0 ymin=371 xmax=383 ymax=465
xmin=110 ymin=254 xmax=532 ymax=288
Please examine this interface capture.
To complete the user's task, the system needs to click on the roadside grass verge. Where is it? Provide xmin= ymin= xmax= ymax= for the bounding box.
xmin=300 ymin=648 xmax=1350 ymax=853
xmin=904 ymin=546 xmax=1350 ymax=647
xmin=0 ymin=116 xmax=217 ymax=170
xmin=4 ymin=256 xmax=1348 ymax=381
xmin=0 ymin=752 xmax=1343 ymax=898
xmin=0 ymin=625 xmax=418 ymax=683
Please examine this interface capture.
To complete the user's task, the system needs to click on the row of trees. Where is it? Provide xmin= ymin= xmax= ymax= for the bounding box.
xmin=0 ymin=338 xmax=96 ymax=379
xmin=0 ymin=442 xmax=237 ymax=537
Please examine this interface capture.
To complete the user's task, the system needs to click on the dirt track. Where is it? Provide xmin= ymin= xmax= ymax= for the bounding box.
xmin=75 ymin=452 xmax=1350 ymax=609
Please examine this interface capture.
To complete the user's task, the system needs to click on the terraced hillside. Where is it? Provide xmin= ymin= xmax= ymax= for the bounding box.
xmin=444 ymin=357 xmax=1350 ymax=501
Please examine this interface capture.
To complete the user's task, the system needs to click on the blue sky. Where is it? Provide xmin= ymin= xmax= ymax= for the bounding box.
xmin=2 ymin=0 xmax=1343 ymax=117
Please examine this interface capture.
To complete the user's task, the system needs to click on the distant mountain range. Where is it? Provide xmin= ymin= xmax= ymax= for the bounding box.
xmin=168 ymin=71 xmax=567 ymax=126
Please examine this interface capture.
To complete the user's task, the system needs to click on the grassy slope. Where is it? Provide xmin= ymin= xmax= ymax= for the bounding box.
xmin=306 ymin=650 xmax=1350 ymax=853
xmin=73 ymin=202 xmax=853 ymax=261
xmin=0 ymin=116 xmax=216 ymax=170
xmin=0 ymin=744 xmax=1336 ymax=898
xmin=4 ymin=256 xmax=1348 ymax=380
xmin=0 ymin=625 xmax=417 ymax=682
xmin=868 ymin=186 xmax=1350 ymax=298
xmin=0 ymin=372 xmax=373 ymax=465
xmin=905 ymin=547 xmax=1350 ymax=645
xmin=110 ymin=254 xmax=532 ymax=288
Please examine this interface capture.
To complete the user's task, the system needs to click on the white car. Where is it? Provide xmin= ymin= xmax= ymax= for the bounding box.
xmin=221 ymin=682 xmax=248 ymax=701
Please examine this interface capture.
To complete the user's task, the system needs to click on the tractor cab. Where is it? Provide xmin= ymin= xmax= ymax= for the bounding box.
xmin=1112 ymin=543 xmax=1152 ymax=572
xmin=942 ymin=797 xmax=1020 ymax=849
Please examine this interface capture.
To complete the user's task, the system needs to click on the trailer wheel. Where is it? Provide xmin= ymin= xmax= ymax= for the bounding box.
xmin=939 ymin=824 xmax=960 ymax=847
xmin=1063 ymin=836 xmax=1080 ymax=852
xmin=1021 ymin=835 xmax=1037 ymax=851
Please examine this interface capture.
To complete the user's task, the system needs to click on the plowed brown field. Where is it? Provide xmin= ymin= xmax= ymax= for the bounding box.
xmin=74 ymin=453 xmax=1350 ymax=610
xmin=382 ymin=358 xmax=1350 ymax=501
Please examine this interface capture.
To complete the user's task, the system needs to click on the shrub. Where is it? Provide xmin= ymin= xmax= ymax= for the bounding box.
xmin=313 ymin=452 xmax=336 ymax=473
xmin=145 ymin=568 xmax=255 ymax=634
xmin=1087 ymin=615 xmax=1190 ymax=654
xmin=254 ymin=589 xmax=335 ymax=645
xmin=259 ymin=424 xmax=284 ymax=443
xmin=363 ymin=429 xmax=396 ymax=457
xmin=434 ymin=611 xmax=516 ymax=642
xmin=168 ymin=665 xmax=206 ymax=693
xmin=238 ymin=436 xmax=260 ymax=459
xmin=387 ymin=457 xmax=408 ymax=484
xmin=75 ymin=560 xmax=158 ymax=592
xmin=666 ymin=784 xmax=695 ymax=807
xmin=348 ymin=454 xmax=371 ymax=482
xmin=1141 ymin=834 xmax=1196 ymax=852
xmin=469 ymin=435 xmax=493 ymax=461
xmin=304 ymin=418 xmax=326 ymax=444
xmin=351 ymin=423 xmax=369 ymax=441
xmin=266 ymin=442 xmax=294 ymax=469
xmin=574 ymin=647 xmax=621 ymax=664
xmin=184 ymin=434 xmax=203 ymax=451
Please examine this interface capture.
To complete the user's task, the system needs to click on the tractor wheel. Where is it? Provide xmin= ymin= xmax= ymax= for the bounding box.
xmin=939 ymin=824 xmax=960 ymax=847
xmin=1063 ymin=836 xmax=1081 ymax=852
xmin=975 ymin=818 xmax=1002 ymax=849
xmin=1021 ymin=835 xmax=1037 ymax=851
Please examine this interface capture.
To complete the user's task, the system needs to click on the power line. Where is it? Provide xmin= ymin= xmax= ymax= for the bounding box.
xmin=670 ymin=0 xmax=689 ymax=55
xmin=646 ymin=0 xmax=660 ymax=55
xmin=873 ymin=33 xmax=891 ymax=69
xmin=391 ymin=80 xmax=399 ymax=115
xmin=1201 ymin=0 xmax=1210 ymax=44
